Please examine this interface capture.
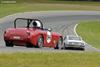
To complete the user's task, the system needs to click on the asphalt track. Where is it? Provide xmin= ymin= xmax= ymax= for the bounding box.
xmin=0 ymin=11 xmax=100 ymax=53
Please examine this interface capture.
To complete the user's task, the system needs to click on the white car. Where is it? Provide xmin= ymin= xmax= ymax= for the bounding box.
xmin=64 ymin=35 xmax=85 ymax=50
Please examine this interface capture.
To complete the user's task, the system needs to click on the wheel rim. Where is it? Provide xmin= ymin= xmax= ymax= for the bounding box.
xmin=58 ymin=38 xmax=62 ymax=49
xmin=38 ymin=36 xmax=43 ymax=48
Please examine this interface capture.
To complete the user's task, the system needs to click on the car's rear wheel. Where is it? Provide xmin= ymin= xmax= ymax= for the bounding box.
xmin=5 ymin=41 xmax=14 ymax=47
xmin=55 ymin=37 xmax=63 ymax=49
xmin=26 ymin=42 xmax=33 ymax=48
xmin=37 ymin=35 xmax=44 ymax=48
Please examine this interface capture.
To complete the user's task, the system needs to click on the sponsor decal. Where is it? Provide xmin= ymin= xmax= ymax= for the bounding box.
xmin=13 ymin=36 xmax=20 ymax=40
xmin=53 ymin=40 xmax=56 ymax=44
xmin=47 ymin=31 xmax=52 ymax=43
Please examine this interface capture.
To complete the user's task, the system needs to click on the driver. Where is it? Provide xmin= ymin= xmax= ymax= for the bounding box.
xmin=32 ymin=20 xmax=42 ymax=28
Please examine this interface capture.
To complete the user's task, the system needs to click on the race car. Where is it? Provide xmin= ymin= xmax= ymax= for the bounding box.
xmin=4 ymin=18 xmax=63 ymax=49
xmin=63 ymin=35 xmax=85 ymax=50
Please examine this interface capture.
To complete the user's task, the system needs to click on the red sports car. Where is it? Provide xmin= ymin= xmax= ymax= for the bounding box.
xmin=4 ymin=18 xmax=63 ymax=49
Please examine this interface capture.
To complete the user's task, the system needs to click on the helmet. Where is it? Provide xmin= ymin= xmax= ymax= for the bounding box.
xmin=32 ymin=20 xmax=42 ymax=28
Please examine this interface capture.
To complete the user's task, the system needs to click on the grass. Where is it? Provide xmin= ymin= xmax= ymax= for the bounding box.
xmin=0 ymin=1 xmax=100 ymax=18
xmin=0 ymin=52 xmax=100 ymax=67
xmin=1 ymin=0 xmax=100 ymax=5
xmin=76 ymin=21 xmax=100 ymax=49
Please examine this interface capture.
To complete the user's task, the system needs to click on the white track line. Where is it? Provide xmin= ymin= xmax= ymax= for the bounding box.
xmin=74 ymin=24 xmax=78 ymax=37
xmin=74 ymin=24 xmax=100 ymax=51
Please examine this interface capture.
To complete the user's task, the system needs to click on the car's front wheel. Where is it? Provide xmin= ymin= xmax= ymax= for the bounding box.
xmin=5 ymin=41 xmax=14 ymax=47
xmin=37 ymin=35 xmax=44 ymax=48
xmin=55 ymin=37 xmax=63 ymax=49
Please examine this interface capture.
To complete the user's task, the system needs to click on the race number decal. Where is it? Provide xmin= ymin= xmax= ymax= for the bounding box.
xmin=46 ymin=31 xmax=52 ymax=43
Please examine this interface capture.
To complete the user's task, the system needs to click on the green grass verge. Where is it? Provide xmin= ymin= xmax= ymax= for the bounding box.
xmin=0 ymin=1 xmax=100 ymax=18
xmin=76 ymin=21 xmax=100 ymax=49
xmin=1 ymin=0 xmax=100 ymax=5
xmin=0 ymin=52 xmax=100 ymax=67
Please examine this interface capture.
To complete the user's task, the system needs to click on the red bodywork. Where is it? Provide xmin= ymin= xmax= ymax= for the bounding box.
xmin=4 ymin=18 xmax=62 ymax=48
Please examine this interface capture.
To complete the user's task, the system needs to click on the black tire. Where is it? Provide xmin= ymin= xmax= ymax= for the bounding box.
xmin=55 ymin=37 xmax=63 ymax=49
xmin=81 ymin=48 xmax=85 ymax=51
xmin=5 ymin=41 xmax=14 ymax=47
xmin=37 ymin=35 xmax=44 ymax=48
xmin=63 ymin=43 xmax=66 ymax=49
xmin=26 ymin=42 xmax=33 ymax=48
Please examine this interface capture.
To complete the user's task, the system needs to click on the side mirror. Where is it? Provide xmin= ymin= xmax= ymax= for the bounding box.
xmin=48 ymin=28 xmax=52 ymax=32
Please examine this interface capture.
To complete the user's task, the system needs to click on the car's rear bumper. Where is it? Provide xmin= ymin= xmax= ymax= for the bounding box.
xmin=4 ymin=35 xmax=29 ymax=46
xmin=65 ymin=44 xmax=85 ymax=48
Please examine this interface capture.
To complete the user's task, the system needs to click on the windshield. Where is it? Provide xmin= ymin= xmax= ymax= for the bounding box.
xmin=68 ymin=36 xmax=81 ymax=40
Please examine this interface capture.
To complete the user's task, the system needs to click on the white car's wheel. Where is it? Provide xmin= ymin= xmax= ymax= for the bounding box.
xmin=81 ymin=47 xmax=85 ymax=51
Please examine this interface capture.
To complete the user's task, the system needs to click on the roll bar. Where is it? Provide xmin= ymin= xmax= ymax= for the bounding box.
xmin=14 ymin=18 xmax=43 ymax=28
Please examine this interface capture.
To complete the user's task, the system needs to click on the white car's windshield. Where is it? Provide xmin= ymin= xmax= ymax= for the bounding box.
xmin=68 ymin=36 xmax=81 ymax=40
